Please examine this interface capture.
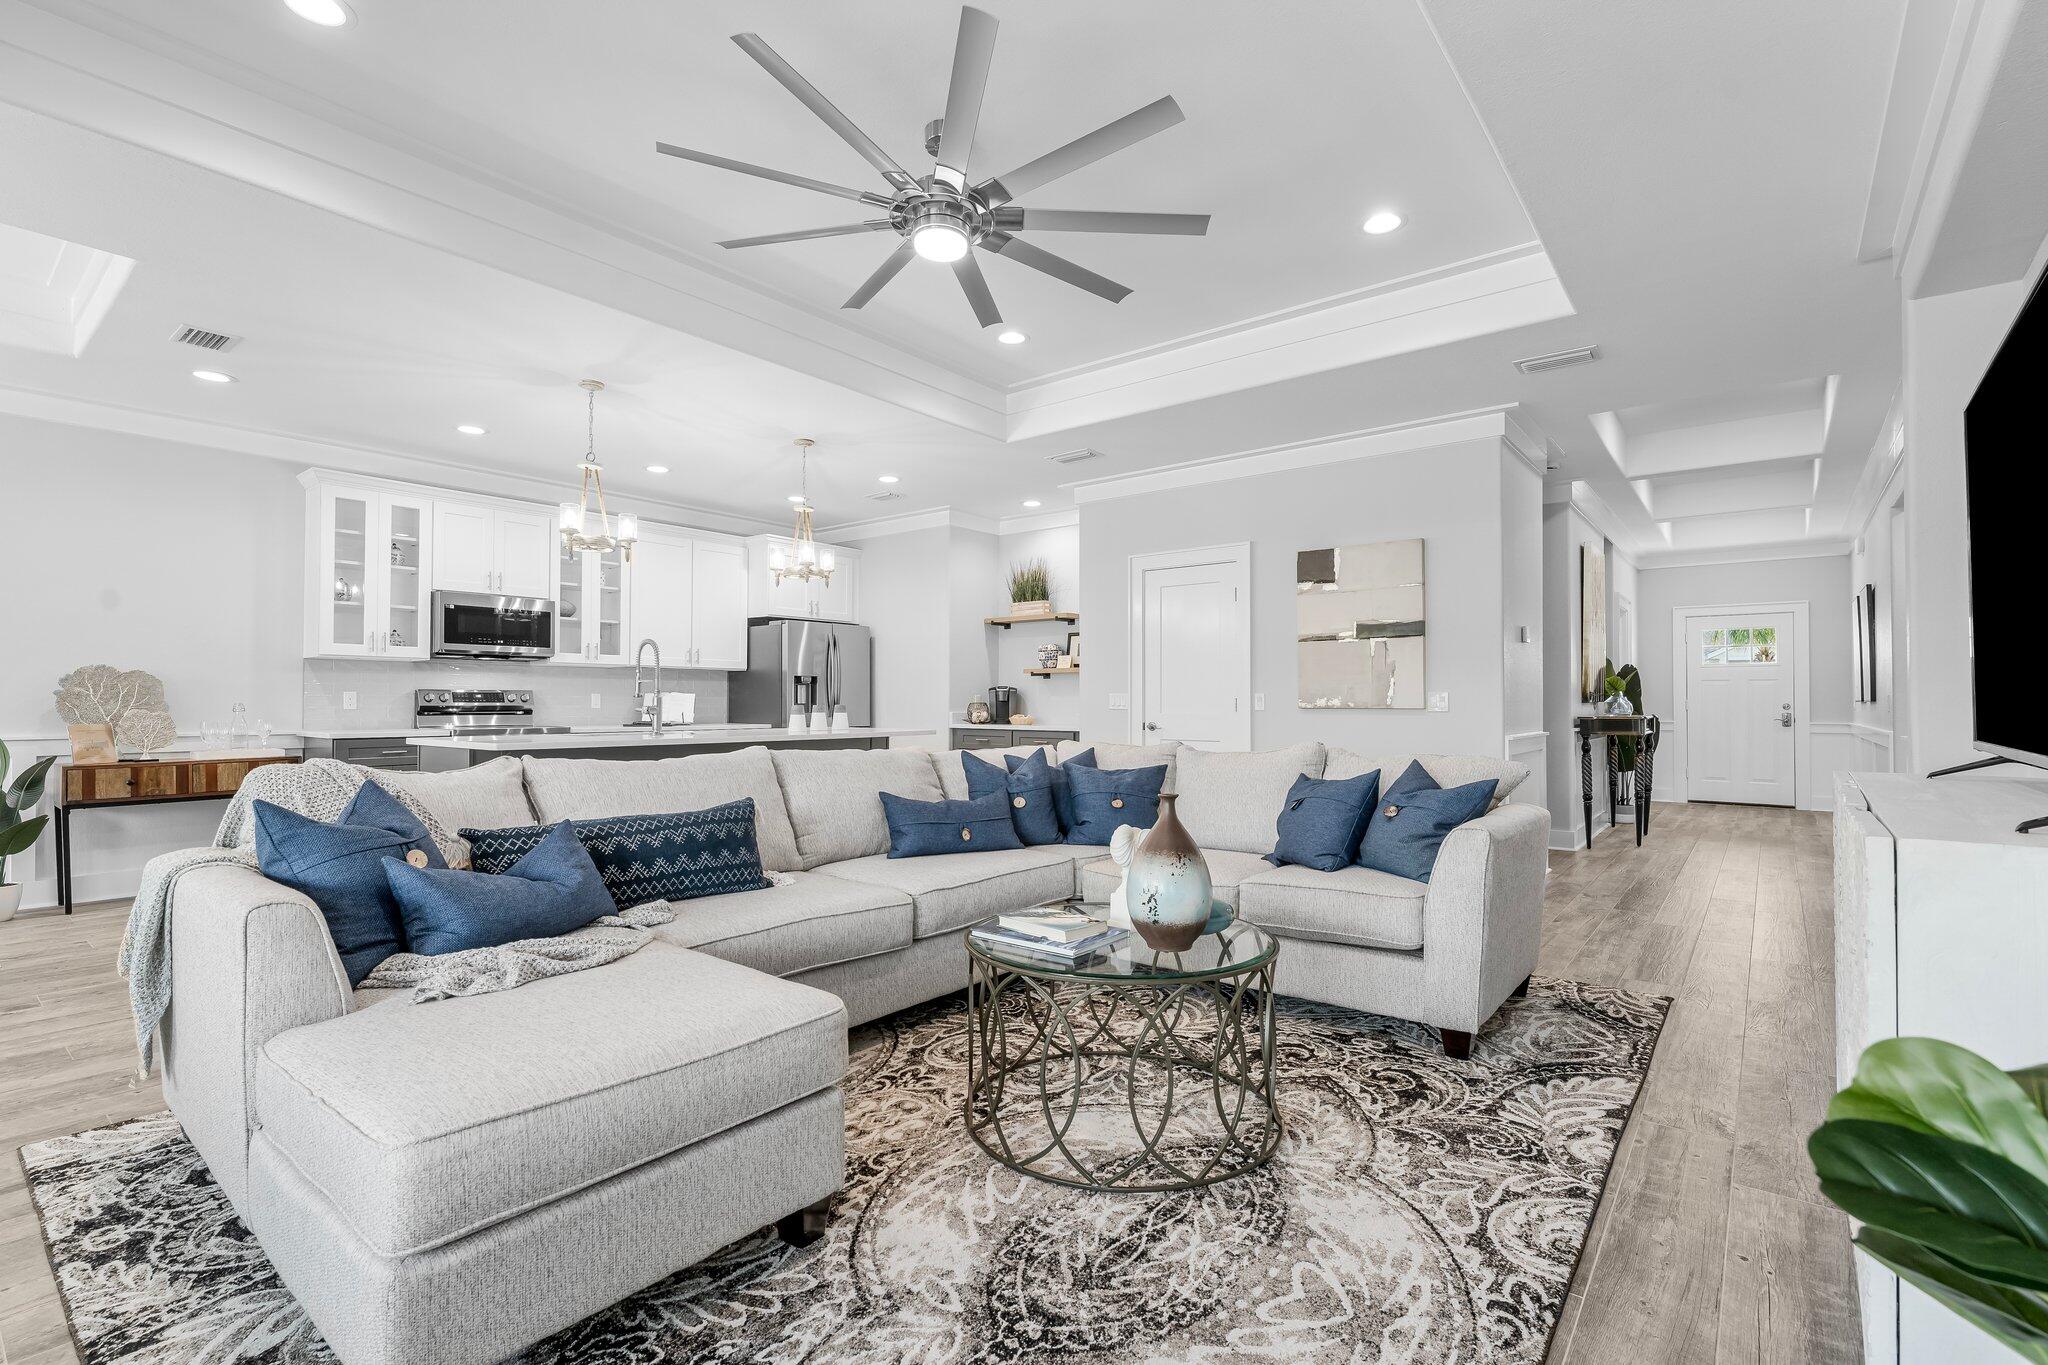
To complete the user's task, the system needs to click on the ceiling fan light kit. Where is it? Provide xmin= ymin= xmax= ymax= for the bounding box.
xmin=656 ymin=6 xmax=1211 ymax=331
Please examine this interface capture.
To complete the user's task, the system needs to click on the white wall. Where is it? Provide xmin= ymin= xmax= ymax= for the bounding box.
xmin=947 ymin=528 xmax=1001 ymax=722
xmin=1077 ymin=435 xmax=1530 ymax=761
xmin=1 ymin=417 xmax=309 ymax=905
xmin=836 ymin=525 xmax=952 ymax=740
xmin=994 ymin=521 xmax=1081 ymax=730
xmin=1499 ymin=457 xmax=1548 ymax=807
xmin=1634 ymin=553 xmax=1854 ymax=809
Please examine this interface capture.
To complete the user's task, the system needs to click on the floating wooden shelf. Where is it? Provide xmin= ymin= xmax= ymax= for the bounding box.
xmin=985 ymin=611 xmax=1078 ymax=629
xmin=1025 ymin=666 xmax=1081 ymax=677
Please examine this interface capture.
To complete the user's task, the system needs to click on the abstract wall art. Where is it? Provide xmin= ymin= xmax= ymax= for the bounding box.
xmin=1296 ymin=538 xmax=1425 ymax=709
xmin=1580 ymin=546 xmax=1607 ymax=702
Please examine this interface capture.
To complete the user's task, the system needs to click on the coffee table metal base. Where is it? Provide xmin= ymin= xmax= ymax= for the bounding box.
xmin=963 ymin=952 xmax=1281 ymax=1193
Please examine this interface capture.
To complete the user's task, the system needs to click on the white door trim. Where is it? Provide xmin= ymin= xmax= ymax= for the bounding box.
xmin=1670 ymin=598 xmax=1812 ymax=807
xmin=1127 ymin=542 xmax=1252 ymax=749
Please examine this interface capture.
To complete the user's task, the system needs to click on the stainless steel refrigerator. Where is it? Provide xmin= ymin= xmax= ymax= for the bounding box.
xmin=730 ymin=617 xmax=874 ymax=729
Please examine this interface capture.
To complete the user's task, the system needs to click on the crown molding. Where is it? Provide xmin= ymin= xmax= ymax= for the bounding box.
xmin=0 ymin=383 xmax=786 ymax=536
xmin=1632 ymin=539 xmax=1854 ymax=570
xmin=1066 ymin=406 xmax=1520 ymax=505
xmin=820 ymin=505 xmax=1003 ymax=541
xmin=996 ymin=507 xmax=1081 ymax=536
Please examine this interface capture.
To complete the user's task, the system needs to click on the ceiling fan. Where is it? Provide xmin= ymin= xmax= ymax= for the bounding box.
xmin=654 ymin=6 xmax=1210 ymax=328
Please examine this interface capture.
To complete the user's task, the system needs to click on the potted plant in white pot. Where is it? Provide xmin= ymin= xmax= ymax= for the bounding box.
xmin=0 ymin=740 xmax=56 ymax=922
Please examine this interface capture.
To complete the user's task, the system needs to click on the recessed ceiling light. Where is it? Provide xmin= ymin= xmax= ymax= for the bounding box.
xmin=1021 ymin=499 xmax=1042 ymax=509
xmin=997 ymin=330 xmax=1027 ymax=345
xmin=191 ymin=369 xmax=236 ymax=383
xmin=455 ymin=424 xmax=486 ymax=436
xmin=283 ymin=0 xmax=354 ymax=26
xmin=645 ymin=464 xmax=670 ymax=475
xmin=788 ymin=494 xmax=806 ymax=503
xmin=1362 ymin=211 xmax=1403 ymax=235
xmin=878 ymin=474 xmax=899 ymax=484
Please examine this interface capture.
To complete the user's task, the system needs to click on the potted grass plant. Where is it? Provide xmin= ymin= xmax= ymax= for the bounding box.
xmin=0 ymin=739 xmax=57 ymax=922
xmin=1007 ymin=559 xmax=1053 ymax=618
xmin=1809 ymin=1037 xmax=2048 ymax=1361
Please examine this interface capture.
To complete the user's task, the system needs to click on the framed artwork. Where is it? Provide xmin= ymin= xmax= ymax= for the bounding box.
xmin=1864 ymin=582 xmax=1879 ymax=703
xmin=1853 ymin=592 xmax=1868 ymax=702
xmin=1580 ymin=545 xmax=1607 ymax=702
xmin=1296 ymin=538 xmax=1425 ymax=709
xmin=1065 ymin=630 xmax=1081 ymax=664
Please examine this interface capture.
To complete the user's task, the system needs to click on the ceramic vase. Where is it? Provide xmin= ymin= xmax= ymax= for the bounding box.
xmin=1127 ymin=793 xmax=1213 ymax=951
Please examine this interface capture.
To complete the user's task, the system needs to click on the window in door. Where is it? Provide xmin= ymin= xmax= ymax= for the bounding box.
xmin=1699 ymin=623 xmax=1779 ymax=665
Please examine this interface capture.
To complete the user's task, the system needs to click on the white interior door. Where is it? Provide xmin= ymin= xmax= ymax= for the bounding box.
xmin=1134 ymin=549 xmax=1250 ymax=749
xmin=1685 ymin=610 xmax=1796 ymax=804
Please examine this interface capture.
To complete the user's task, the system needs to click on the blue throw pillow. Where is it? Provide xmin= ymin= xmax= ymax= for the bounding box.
xmin=1267 ymin=770 xmax=1380 ymax=872
xmin=1064 ymin=761 xmax=1166 ymax=845
xmin=968 ymin=750 xmax=1062 ymax=845
xmin=1015 ymin=745 xmax=1092 ymax=832
xmin=1355 ymin=761 xmax=1440 ymax=862
xmin=461 ymin=798 xmax=771 ymax=909
xmin=881 ymin=790 xmax=1024 ymax=857
xmin=384 ymin=822 xmax=616 ymax=956
xmin=1355 ymin=769 xmax=1499 ymax=883
xmin=253 ymin=782 xmax=444 ymax=986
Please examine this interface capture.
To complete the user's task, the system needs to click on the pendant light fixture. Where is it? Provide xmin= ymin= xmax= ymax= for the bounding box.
xmin=557 ymin=379 xmax=639 ymax=562
xmin=768 ymin=438 xmax=836 ymax=585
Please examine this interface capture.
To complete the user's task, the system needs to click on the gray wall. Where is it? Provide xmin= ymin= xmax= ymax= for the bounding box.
xmin=994 ymin=522 xmax=1082 ymax=730
xmin=1077 ymin=436 xmax=1523 ymax=758
xmin=842 ymin=525 xmax=954 ymax=736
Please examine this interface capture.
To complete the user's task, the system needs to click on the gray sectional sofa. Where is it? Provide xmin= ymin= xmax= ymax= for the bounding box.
xmin=158 ymin=738 xmax=1545 ymax=1365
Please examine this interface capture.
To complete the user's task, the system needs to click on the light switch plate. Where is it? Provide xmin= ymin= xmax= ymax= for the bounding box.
xmin=1428 ymin=692 xmax=1450 ymax=712
xmin=590 ymin=692 xmax=603 ymax=710
xmin=1108 ymin=693 xmax=1128 ymax=711
xmin=341 ymin=691 xmax=357 ymax=712
xmin=1254 ymin=692 xmax=1266 ymax=710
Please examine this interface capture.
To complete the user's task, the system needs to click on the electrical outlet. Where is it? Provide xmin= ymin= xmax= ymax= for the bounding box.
xmin=1254 ymin=693 xmax=1266 ymax=711
xmin=1108 ymin=693 xmax=1128 ymax=711
xmin=590 ymin=692 xmax=603 ymax=710
xmin=341 ymin=691 xmax=357 ymax=712
xmin=1428 ymin=692 xmax=1450 ymax=712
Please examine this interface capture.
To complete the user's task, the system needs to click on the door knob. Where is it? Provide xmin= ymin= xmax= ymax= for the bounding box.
xmin=1779 ymin=710 xmax=1795 ymax=728
xmin=1143 ymin=721 xmax=1160 ymax=732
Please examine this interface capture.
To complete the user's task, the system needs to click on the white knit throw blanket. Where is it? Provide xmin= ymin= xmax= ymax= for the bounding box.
xmin=117 ymin=758 xmax=674 ymax=1076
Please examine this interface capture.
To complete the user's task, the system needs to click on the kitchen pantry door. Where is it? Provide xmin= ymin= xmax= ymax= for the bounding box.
xmin=1130 ymin=545 xmax=1251 ymax=749
xmin=1683 ymin=609 xmax=1796 ymax=805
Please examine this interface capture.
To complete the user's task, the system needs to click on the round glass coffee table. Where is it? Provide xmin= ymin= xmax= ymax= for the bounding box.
xmin=963 ymin=914 xmax=1281 ymax=1192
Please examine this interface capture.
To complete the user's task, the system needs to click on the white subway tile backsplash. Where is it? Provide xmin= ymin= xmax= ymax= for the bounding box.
xmin=302 ymin=659 xmax=729 ymax=731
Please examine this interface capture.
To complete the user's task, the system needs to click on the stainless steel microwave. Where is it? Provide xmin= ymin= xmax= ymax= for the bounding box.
xmin=430 ymin=590 xmax=555 ymax=660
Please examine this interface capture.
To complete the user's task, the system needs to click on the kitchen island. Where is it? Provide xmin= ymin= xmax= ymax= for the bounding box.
xmin=408 ymin=726 xmax=934 ymax=771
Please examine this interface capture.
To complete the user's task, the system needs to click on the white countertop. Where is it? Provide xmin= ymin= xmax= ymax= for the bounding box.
xmin=303 ymin=723 xmax=778 ymax=740
xmin=407 ymin=727 xmax=935 ymax=752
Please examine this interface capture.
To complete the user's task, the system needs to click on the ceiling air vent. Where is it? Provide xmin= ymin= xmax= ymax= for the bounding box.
xmin=1514 ymin=346 xmax=1598 ymax=375
xmin=170 ymin=325 xmax=241 ymax=353
xmin=1046 ymin=447 xmax=1104 ymax=465
xmin=864 ymin=489 xmax=904 ymax=502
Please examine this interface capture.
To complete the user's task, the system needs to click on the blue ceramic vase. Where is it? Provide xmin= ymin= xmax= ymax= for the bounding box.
xmin=1127 ymin=792 xmax=1213 ymax=951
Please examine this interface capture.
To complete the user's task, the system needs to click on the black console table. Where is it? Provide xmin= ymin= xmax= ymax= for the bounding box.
xmin=1572 ymin=715 xmax=1661 ymax=849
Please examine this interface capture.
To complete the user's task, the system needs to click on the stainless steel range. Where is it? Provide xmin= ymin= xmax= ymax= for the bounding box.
xmin=414 ymin=689 xmax=571 ymax=736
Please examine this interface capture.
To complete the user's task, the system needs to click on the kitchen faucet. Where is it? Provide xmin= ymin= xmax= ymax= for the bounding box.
xmin=633 ymin=638 xmax=664 ymax=737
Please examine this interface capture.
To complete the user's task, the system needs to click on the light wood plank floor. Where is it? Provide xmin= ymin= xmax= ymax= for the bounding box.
xmin=0 ymin=800 xmax=1858 ymax=1365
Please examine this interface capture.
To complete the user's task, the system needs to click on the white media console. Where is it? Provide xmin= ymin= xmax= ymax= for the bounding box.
xmin=1834 ymin=770 xmax=2048 ymax=1365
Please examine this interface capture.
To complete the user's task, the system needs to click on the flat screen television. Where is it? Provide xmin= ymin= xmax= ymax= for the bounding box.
xmin=1963 ymin=268 xmax=2048 ymax=769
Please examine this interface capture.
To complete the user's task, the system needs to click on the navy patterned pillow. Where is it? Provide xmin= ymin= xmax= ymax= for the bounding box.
xmin=461 ymin=798 xmax=771 ymax=909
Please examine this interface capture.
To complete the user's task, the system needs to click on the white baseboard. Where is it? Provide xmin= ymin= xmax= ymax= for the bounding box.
xmin=15 ymin=867 xmax=146 ymax=913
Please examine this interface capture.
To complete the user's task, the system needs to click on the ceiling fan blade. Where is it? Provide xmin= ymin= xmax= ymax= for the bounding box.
xmin=976 ymin=96 xmax=1185 ymax=207
xmin=951 ymin=252 xmax=1003 ymax=328
xmin=994 ymin=209 xmax=1210 ymax=235
xmin=655 ymin=143 xmax=894 ymax=207
xmin=719 ymin=221 xmax=896 ymax=249
xmin=982 ymin=233 xmax=1131 ymax=303
xmin=843 ymin=241 xmax=916 ymax=309
xmin=936 ymin=7 xmax=999 ymax=186
xmin=731 ymin=33 xmax=919 ymax=191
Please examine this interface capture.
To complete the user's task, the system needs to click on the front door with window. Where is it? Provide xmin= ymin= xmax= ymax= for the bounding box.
xmin=1684 ymin=611 xmax=1795 ymax=805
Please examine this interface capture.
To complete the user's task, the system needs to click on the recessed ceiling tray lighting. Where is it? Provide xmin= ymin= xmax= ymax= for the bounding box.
xmin=191 ymin=369 xmax=236 ymax=383
xmin=997 ymin=330 xmax=1027 ymax=344
xmin=455 ymin=424 xmax=487 ymax=436
xmin=878 ymin=474 xmax=899 ymax=483
xmin=284 ymin=0 xmax=354 ymax=27
xmin=1021 ymin=499 xmax=1042 ymax=508
xmin=1362 ymin=211 xmax=1403 ymax=234
xmin=645 ymin=464 xmax=670 ymax=474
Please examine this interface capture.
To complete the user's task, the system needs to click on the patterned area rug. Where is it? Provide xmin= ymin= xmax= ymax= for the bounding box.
xmin=21 ymin=979 xmax=1667 ymax=1364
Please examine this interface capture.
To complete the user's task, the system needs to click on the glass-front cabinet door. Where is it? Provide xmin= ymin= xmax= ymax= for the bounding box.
xmin=376 ymin=493 xmax=432 ymax=658
xmin=553 ymin=539 xmax=587 ymax=661
xmin=590 ymin=543 xmax=631 ymax=664
xmin=315 ymin=485 xmax=376 ymax=655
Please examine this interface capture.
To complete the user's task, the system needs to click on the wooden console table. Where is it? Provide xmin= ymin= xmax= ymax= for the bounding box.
xmin=1572 ymin=715 xmax=1661 ymax=849
xmin=54 ymin=756 xmax=299 ymax=913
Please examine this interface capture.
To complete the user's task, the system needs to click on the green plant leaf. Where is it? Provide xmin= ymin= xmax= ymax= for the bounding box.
xmin=5 ymin=754 xmax=55 ymax=811
xmin=2014 ymin=1066 xmax=2048 ymax=1123
xmin=1829 ymin=1037 xmax=2048 ymax=1184
xmin=1812 ymin=1119 xmax=2048 ymax=1290
xmin=1855 ymin=1227 xmax=2048 ymax=1362
xmin=0 ymin=814 xmax=47 ymax=858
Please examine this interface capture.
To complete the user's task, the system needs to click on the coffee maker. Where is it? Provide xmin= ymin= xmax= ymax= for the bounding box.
xmin=986 ymin=686 xmax=1018 ymax=724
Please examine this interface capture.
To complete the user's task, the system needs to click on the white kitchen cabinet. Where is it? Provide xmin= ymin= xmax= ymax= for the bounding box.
xmin=628 ymin=534 xmax=693 ymax=669
xmin=433 ymin=501 xmax=554 ymax=597
xmin=306 ymin=482 xmax=433 ymax=659
xmin=554 ymin=540 xmax=633 ymax=665
xmin=690 ymin=539 xmax=749 ymax=668
xmin=745 ymin=535 xmax=859 ymax=622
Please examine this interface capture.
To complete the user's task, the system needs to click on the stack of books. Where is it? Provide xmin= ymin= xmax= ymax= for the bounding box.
xmin=971 ymin=908 xmax=1127 ymax=962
